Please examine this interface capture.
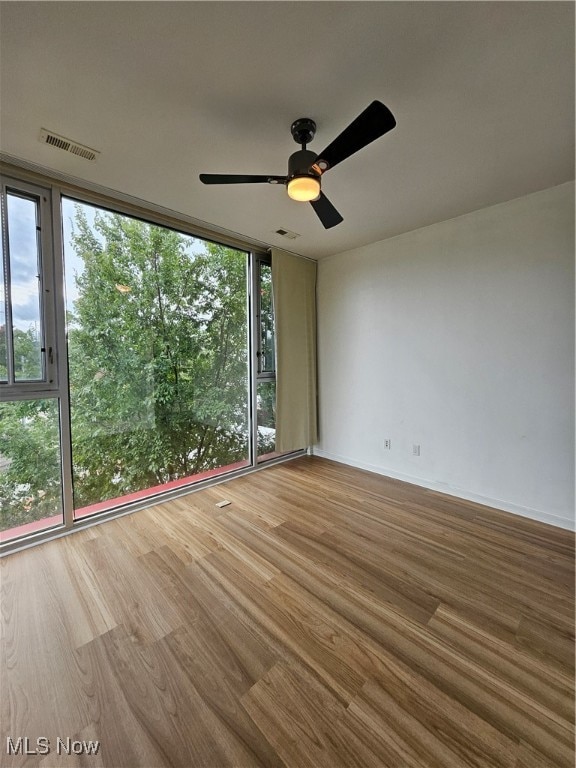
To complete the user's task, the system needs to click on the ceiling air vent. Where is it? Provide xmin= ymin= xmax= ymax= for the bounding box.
xmin=39 ymin=129 xmax=100 ymax=162
xmin=275 ymin=228 xmax=300 ymax=239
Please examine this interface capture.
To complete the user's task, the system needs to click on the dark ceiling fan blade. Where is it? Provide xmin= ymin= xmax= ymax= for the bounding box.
xmin=199 ymin=174 xmax=286 ymax=184
xmin=310 ymin=193 xmax=343 ymax=229
xmin=313 ymin=101 xmax=396 ymax=172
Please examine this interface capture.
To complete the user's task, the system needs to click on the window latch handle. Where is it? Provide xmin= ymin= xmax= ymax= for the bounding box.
xmin=41 ymin=346 xmax=54 ymax=364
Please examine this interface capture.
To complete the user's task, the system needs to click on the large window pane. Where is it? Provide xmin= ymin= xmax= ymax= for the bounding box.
xmin=6 ymin=192 xmax=44 ymax=381
xmin=0 ymin=397 xmax=63 ymax=540
xmin=62 ymin=199 xmax=250 ymax=516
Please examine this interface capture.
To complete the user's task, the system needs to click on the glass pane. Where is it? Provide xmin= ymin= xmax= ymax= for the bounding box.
xmin=62 ymin=198 xmax=250 ymax=518
xmin=6 ymin=192 xmax=43 ymax=381
xmin=257 ymin=379 xmax=277 ymax=461
xmin=0 ymin=398 xmax=63 ymax=541
xmin=259 ymin=261 xmax=275 ymax=373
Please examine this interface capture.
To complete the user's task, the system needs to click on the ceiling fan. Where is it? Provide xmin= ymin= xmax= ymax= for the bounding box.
xmin=199 ymin=101 xmax=396 ymax=229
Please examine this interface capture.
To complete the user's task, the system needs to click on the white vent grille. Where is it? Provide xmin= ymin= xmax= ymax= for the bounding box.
xmin=39 ymin=129 xmax=100 ymax=162
xmin=275 ymin=228 xmax=300 ymax=239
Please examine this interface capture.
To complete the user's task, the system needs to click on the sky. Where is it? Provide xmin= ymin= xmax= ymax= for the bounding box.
xmin=1 ymin=194 xmax=96 ymax=338
xmin=61 ymin=196 xmax=97 ymax=310
xmin=2 ymin=193 xmax=43 ymax=332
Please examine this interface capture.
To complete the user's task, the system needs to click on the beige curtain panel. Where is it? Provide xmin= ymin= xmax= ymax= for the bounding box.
xmin=271 ymin=248 xmax=318 ymax=453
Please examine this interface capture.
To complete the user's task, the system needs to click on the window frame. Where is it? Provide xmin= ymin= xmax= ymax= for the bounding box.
xmin=252 ymin=253 xmax=280 ymax=462
xmin=255 ymin=254 xmax=276 ymax=380
xmin=0 ymin=176 xmax=58 ymax=396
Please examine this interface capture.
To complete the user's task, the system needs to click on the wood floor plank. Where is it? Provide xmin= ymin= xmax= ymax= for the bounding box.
xmin=241 ymin=661 xmax=383 ymax=768
xmin=274 ymin=520 xmax=441 ymax=625
xmin=163 ymin=626 xmax=286 ymax=768
xmin=74 ymin=624 xmax=230 ymax=768
xmin=514 ymin=740 xmax=565 ymax=768
xmin=515 ymin=613 xmax=575 ymax=673
xmin=1 ymin=542 xmax=95 ymax=757
xmin=78 ymin=533 xmax=180 ymax=645
xmin=427 ymin=605 xmax=574 ymax=722
xmin=347 ymin=671 xmax=518 ymax=768
xmin=1 ymin=456 xmax=573 ymax=767
xmin=196 ymin=549 xmax=368 ymax=704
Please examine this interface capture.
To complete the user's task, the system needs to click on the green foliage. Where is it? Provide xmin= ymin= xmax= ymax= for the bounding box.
xmin=1 ymin=205 xmax=252 ymax=528
xmin=68 ymin=208 xmax=250 ymax=507
xmin=257 ymin=381 xmax=276 ymax=456
xmin=0 ymin=326 xmax=42 ymax=381
xmin=0 ymin=399 xmax=62 ymax=529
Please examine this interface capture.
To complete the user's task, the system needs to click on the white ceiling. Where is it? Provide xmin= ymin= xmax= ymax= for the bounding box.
xmin=1 ymin=2 xmax=574 ymax=259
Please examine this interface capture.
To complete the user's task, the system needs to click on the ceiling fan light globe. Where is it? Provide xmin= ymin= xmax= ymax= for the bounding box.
xmin=287 ymin=175 xmax=321 ymax=202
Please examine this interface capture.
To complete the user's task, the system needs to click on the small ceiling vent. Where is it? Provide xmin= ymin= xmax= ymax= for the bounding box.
xmin=39 ymin=129 xmax=100 ymax=162
xmin=275 ymin=228 xmax=300 ymax=239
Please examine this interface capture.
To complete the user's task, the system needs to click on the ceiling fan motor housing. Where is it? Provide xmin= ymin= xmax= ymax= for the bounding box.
xmin=288 ymin=149 xmax=320 ymax=180
xmin=290 ymin=117 xmax=316 ymax=146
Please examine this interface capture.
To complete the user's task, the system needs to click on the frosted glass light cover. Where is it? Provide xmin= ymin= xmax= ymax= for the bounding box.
xmin=287 ymin=176 xmax=321 ymax=202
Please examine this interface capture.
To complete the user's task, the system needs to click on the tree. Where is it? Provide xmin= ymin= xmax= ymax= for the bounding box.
xmin=68 ymin=207 xmax=250 ymax=508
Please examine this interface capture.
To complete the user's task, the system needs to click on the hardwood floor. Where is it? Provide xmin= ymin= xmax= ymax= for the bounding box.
xmin=1 ymin=456 xmax=574 ymax=768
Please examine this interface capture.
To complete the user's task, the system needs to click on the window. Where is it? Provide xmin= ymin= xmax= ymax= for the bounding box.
xmin=61 ymin=198 xmax=251 ymax=518
xmin=1 ymin=181 xmax=57 ymax=388
xmin=1 ymin=178 xmax=63 ymax=542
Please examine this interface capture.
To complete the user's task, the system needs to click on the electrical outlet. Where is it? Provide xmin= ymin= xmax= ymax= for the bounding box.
xmin=412 ymin=444 xmax=421 ymax=456
xmin=384 ymin=439 xmax=391 ymax=450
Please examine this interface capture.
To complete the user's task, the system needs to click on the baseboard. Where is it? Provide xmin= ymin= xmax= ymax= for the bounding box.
xmin=312 ymin=448 xmax=575 ymax=531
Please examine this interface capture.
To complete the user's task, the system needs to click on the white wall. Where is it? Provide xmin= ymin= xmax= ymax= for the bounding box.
xmin=315 ymin=182 xmax=575 ymax=529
